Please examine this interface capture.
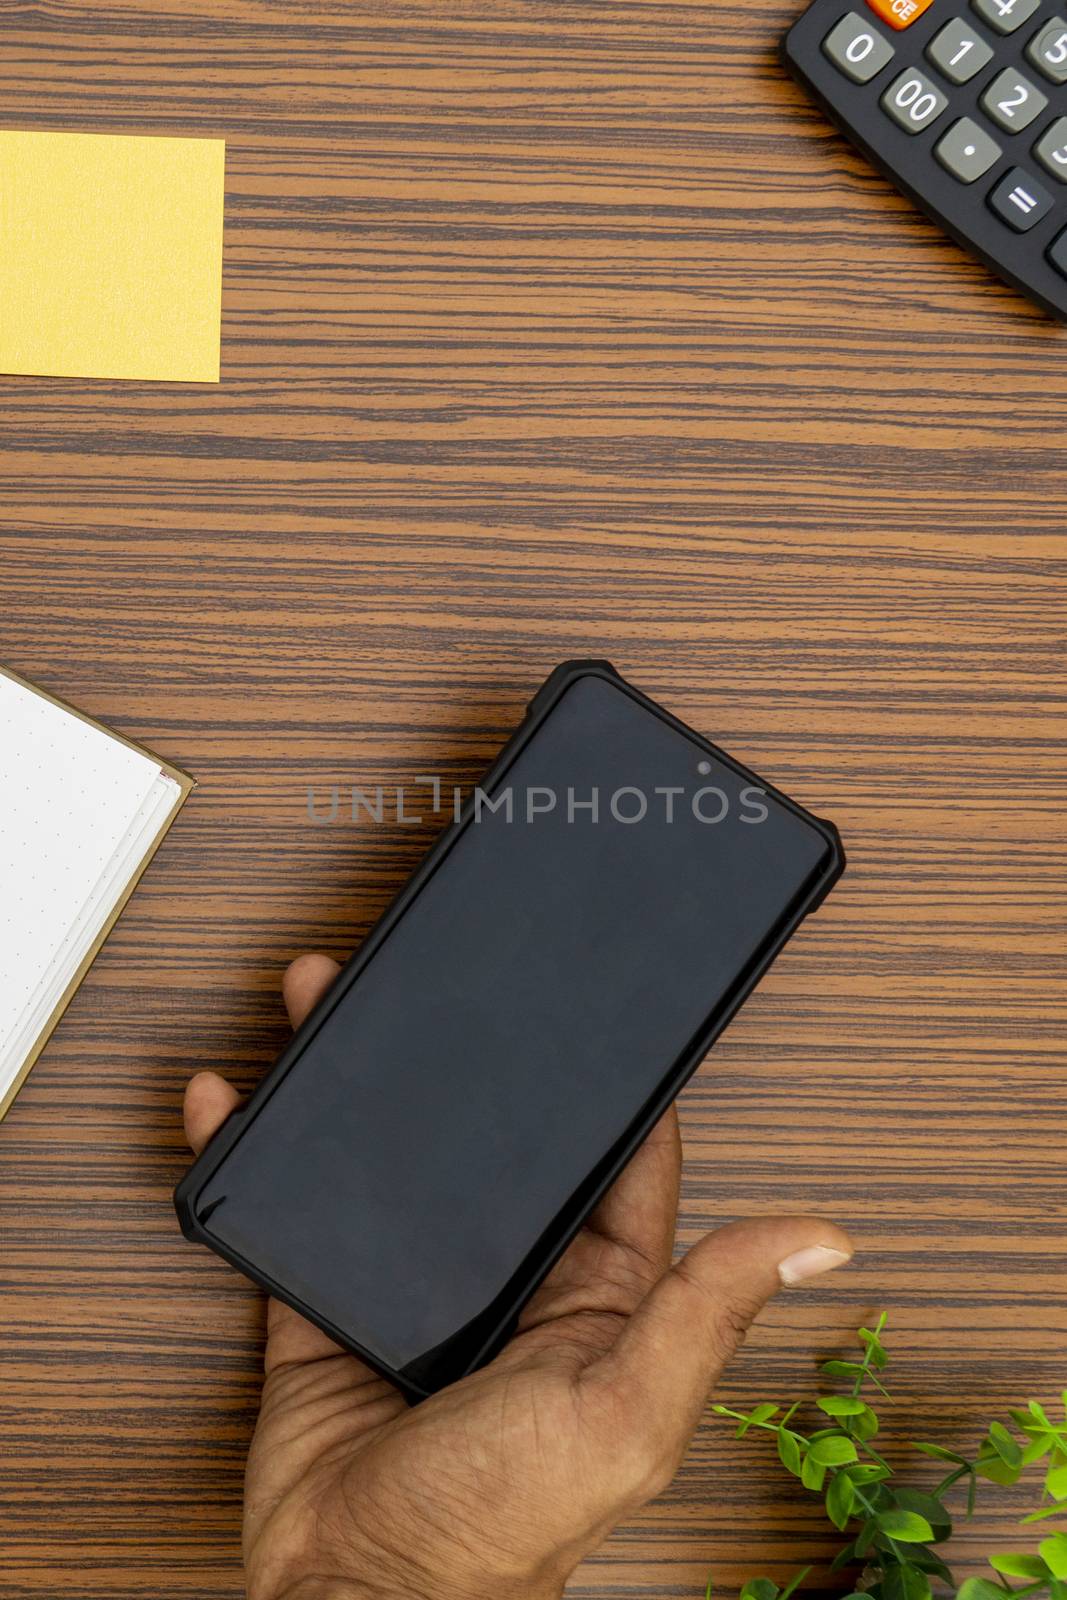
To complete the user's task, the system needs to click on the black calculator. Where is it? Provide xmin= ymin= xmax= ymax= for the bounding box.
xmin=783 ymin=0 xmax=1067 ymax=318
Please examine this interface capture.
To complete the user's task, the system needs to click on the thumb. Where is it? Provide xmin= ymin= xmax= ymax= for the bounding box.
xmin=591 ymin=1216 xmax=852 ymax=1438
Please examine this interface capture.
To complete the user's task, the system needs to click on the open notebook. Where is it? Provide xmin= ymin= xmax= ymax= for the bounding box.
xmin=0 ymin=666 xmax=193 ymax=1121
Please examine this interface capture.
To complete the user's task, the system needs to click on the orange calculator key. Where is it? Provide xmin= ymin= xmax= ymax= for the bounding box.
xmin=866 ymin=0 xmax=936 ymax=26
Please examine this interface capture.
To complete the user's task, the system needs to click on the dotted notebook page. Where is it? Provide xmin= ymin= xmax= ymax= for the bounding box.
xmin=1 ymin=770 xmax=180 ymax=1085
xmin=0 ymin=673 xmax=164 ymax=1067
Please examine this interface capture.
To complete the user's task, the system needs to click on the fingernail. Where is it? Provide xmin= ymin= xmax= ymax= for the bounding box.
xmin=778 ymin=1244 xmax=852 ymax=1287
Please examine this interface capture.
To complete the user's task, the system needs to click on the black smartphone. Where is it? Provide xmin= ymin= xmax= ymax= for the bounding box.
xmin=175 ymin=660 xmax=844 ymax=1399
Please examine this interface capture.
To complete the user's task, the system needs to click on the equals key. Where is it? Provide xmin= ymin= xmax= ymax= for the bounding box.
xmin=988 ymin=167 xmax=1055 ymax=230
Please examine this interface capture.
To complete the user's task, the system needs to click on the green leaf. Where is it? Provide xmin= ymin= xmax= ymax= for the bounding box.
xmin=864 ymin=1482 xmax=896 ymax=1516
xmin=989 ymin=1422 xmax=1023 ymax=1469
xmin=976 ymin=1450 xmax=1022 ymax=1487
xmin=826 ymin=1471 xmax=856 ymax=1531
xmin=705 ymin=1578 xmax=713 ymax=1600
xmin=736 ymin=1403 xmax=780 ymax=1438
xmin=859 ymin=1326 xmax=890 ymax=1370
xmin=912 ymin=1441 xmax=968 ymax=1465
xmin=957 ymin=1581 xmax=1011 ymax=1600
xmin=808 ymin=1435 xmax=859 ymax=1468
xmin=856 ymin=1518 xmax=878 ymax=1558
xmin=1048 ymin=1461 xmax=1067 ymax=1501
xmin=830 ymin=1541 xmax=859 ymax=1573
xmin=893 ymin=1488 xmax=952 ymax=1540
xmin=847 ymin=1462 xmax=892 ymax=1485
xmin=801 ymin=1452 xmax=826 ymax=1492
xmin=852 ymin=1405 xmax=881 ymax=1442
xmin=777 ymin=1428 xmax=802 ymax=1478
xmin=817 ymin=1395 xmax=868 ymax=1417
xmin=883 ymin=1563 xmax=932 ymax=1600
xmin=893 ymin=1488 xmax=951 ymax=1525
xmin=906 ymin=1547 xmax=956 ymax=1585
xmin=740 ymin=1580 xmax=780 ymax=1600
xmin=989 ymin=1554 xmax=1051 ymax=1579
xmin=822 ymin=1360 xmax=867 ymax=1379
xmin=1023 ymin=1433 xmax=1056 ymax=1467
xmin=878 ymin=1509 xmax=935 ymax=1542
xmin=1041 ymin=1535 xmax=1067 ymax=1580
xmin=1024 ymin=1504 xmax=1067 ymax=1525
xmin=778 ymin=1566 xmax=811 ymax=1600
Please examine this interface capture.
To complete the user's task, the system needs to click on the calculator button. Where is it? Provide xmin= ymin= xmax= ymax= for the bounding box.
xmin=867 ymin=0 xmax=935 ymax=26
xmin=926 ymin=18 xmax=995 ymax=81
xmin=1026 ymin=17 xmax=1067 ymax=83
xmin=988 ymin=166 xmax=1055 ymax=228
xmin=980 ymin=67 xmax=1048 ymax=131
xmin=1046 ymin=224 xmax=1067 ymax=276
xmin=1034 ymin=116 xmax=1067 ymax=180
xmin=971 ymin=0 xmax=1040 ymax=33
xmin=880 ymin=68 xmax=949 ymax=131
xmin=935 ymin=117 xmax=1003 ymax=180
xmin=823 ymin=13 xmax=897 ymax=80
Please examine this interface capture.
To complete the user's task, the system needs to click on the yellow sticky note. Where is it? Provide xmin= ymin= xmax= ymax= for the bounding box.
xmin=0 ymin=129 xmax=225 ymax=383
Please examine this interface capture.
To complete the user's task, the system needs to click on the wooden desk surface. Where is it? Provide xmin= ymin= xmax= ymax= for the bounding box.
xmin=1 ymin=2 xmax=1064 ymax=1595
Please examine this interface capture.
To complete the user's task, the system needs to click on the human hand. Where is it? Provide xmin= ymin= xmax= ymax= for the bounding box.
xmin=184 ymin=953 xmax=852 ymax=1600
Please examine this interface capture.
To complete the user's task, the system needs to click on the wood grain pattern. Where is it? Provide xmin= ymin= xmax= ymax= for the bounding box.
xmin=1 ymin=0 xmax=1065 ymax=1595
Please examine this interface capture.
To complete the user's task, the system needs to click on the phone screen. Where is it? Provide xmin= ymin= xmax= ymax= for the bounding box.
xmin=191 ymin=672 xmax=835 ymax=1393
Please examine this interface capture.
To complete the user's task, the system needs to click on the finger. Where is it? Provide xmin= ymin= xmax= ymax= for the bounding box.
xmin=262 ymin=1291 xmax=353 ymax=1374
xmin=282 ymin=952 xmax=341 ymax=1028
xmin=586 ymin=1106 xmax=682 ymax=1279
xmin=588 ymin=1216 xmax=853 ymax=1445
xmin=183 ymin=1070 xmax=241 ymax=1155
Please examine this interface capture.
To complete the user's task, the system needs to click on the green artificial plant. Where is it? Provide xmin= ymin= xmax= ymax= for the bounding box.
xmin=708 ymin=1314 xmax=1067 ymax=1600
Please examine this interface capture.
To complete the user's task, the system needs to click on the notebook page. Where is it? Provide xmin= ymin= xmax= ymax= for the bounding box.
xmin=0 ymin=770 xmax=181 ymax=1087
xmin=0 ymin=673 xmax=165 ymax=1071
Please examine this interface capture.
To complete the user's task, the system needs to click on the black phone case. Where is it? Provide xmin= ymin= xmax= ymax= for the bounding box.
xmin=175 ymin=660 xmax=845 ymax=1399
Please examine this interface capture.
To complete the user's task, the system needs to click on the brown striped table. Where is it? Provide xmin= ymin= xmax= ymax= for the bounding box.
xmin=0 ymin=2 xmax=1065 ymax=1596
